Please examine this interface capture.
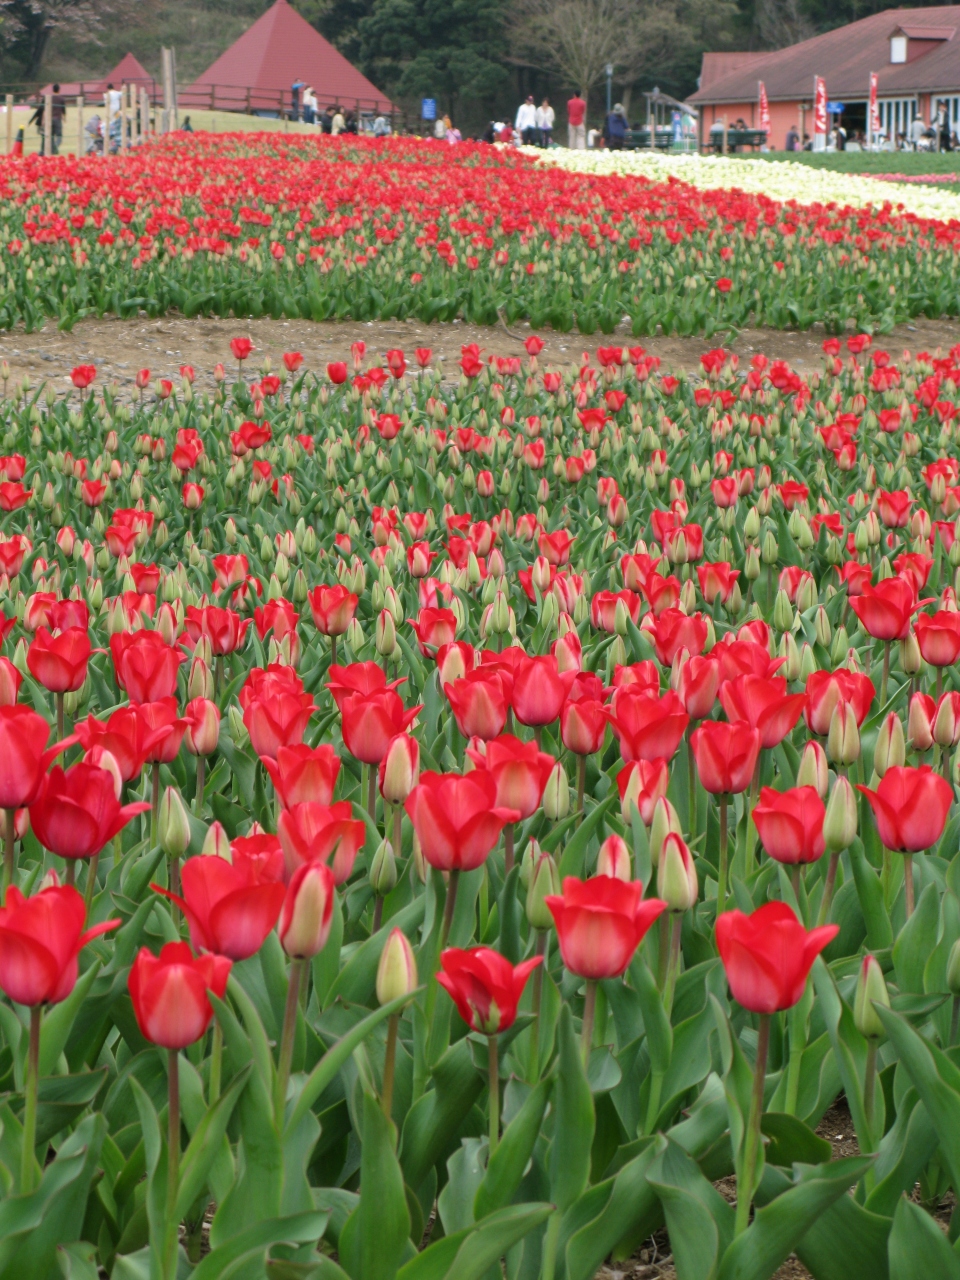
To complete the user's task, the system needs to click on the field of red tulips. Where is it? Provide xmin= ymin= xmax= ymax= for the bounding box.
xmin=0 ymin=326 xmax=959 ymax=1279
xmin=4 ymin=131 xmax=960 ymax=339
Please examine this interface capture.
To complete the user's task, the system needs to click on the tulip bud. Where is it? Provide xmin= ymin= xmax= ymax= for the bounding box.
xmin=159 ymin=787 xmax=191 ymax=859
xmin=526 ymin=849 xmax=560 ymax=930
xmin=379 ymin=733 xmax=419 ymax=804
xmin=202 ymin=820 xmax=231 ymax=860
xmin=908 ymin=692 xmax=935 ymax=752
xmin=613 ymin=597 xmax=630 ymax=636
xmin=543 ymin=761 xmax=569 ymax=821
xmin=853 ymin=954 xmax=890 ymax=1040
xmin=657 ymin=833 xmax=698 ymax=912
xmin=814 ymin=606 xmax=832 ymax=649
xmin=799 ymin=642 xmax=818 ymax=682
xmin=376 ymin=927 xmax=418 ymax=1005
xmin=827 ymin=699 xmax=860 ymax=765
xmin=761 ymin=530 xmax=779 ymax=564
xmin=743 ymin=506 xmax=760 ymax=540
xmin=649 ymin=795 xmax=683 ymax=868
xmin=188 ymin=656 xmax=215 ymax=702
xmin=346 ymin=618 xmax=364 ymax=652
xmin=596 ymin=833 xmax=631 ymax=881
xmin=411 ymin=831 xmax=427 ymax=884
xmin=823 ymin=775 xmax=858 ymax=852
xmin=899 ymin=630 xmax=922 ymax=675
xmin=376 ymin=608 xmax=397 ymax=657
xmin=936 ymin=694 xmax=960 ymax=748
xmin=743 ymin=544 xmax=761 ymax=581
xmin=778 ymin=630 xmax=800 ymax=681
xmin=873 ymin=712 xmax=905 ymax=777
xmin=370 ymin=838 xmax=398 ymax=897
xmin=773 ymin=588 xmax=793 ymax=632
xmin=280 ymin=861 xmax=336 ymax=958
xmin=228 ymin=704 xmax=249 ymax=748
xmin=83 ymin=745 xmax=122 ymax=799
xmin=519 ymin=837 xmax=541 ymax=889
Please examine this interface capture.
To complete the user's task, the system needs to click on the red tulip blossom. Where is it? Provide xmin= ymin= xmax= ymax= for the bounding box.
xmin=561 ymin=695 xmax=608 ymax=755
xmin=848 ymin=577 xmax=919 ymax=641
xmin=445 ymin=669 xmax=508 ymax=740
xmin=26 ymin=627 xmax=91 ymax=693
xmin=0 ymin=483 xmax=32 ymax=511
xmin=752 ymin=786 xmax=826 ymax=865
xmin=716 ymin=902 xmax=837 ymax=1013
xmin=697 ymin=562 xmax=740 ymax=605
xmin=617 ymin=758 xmax=670 ymax=824
xmin=263 ymin=743 xmax=341 ymax=807
xmin=677 ymin=655 xmax=720 ymax=719
xmin=690 ymin=720 xmax=761 ymax=794
xmin=229 ymin=337 xmax=253 ymax=363
xmin=438 ymin=947 xmax=542 ymax=1034
xmin=30 ymin=763 xmax=150 ymax=861
xmin=875 ymin=489 xmax=911 ymax=528
xmin=183 ymin=697 xmax=220 ymax=757
xmin=409 ymin=608 xmax=457 ymax=658
xmin=277 ymin=800 xmax=366 ymax=883
xmin=137 ymin=699 xmax=189 ymax=764
xmin=340 ymin=689 xmax=420 ymax=764
xmin=914 ymin=611 xmax=960 ymax=667
xmin=75 ymin=706 xmax=169 ymax=783
xmin=590 ymin=590 xmax=642 ymax=633
xmin=511 ymin=654 xmax=576 ymax=727
xmin=804 ymin=669 xmax=876 ymax=735
xmin=0 ymin=884 xmax=118 ymax=1007
xmin=184 ymin=605 xmax=250 ymax=657
xmin=466 ymin=734 xmax=554 ymax=819
xmin=718 ymin=675 xmax=806 ymax=749
xmin=70 ymin=364 xmax=96 ymax=390
xmin=545 ymin=875 xmax=666 ymax=979
xmin=308 ymin=585 xmax=359 ymax=637
xmin=240 ymin=665 xmax=316 ymax=760
xmin=858 ymin=765 xmax=954 ymax=852
xmin=0 ymin=706 xmax=72 ymax=810
xmin=129 ymin=941 xmax=231 ymax=1049
xmin=648 ymin=609 xmax=708 ymax=666
xmin=607 ymin=689 xmax=689 ymax=763
xmin=326 ymin=662 xmax=405 ymax=713
xmin=714 ymin=639 xmax=782 ymax=684
xmin=110 ymin=631 xmax=184 ymax=703
xmin=405 ymin=770 xmax=520 ymax=871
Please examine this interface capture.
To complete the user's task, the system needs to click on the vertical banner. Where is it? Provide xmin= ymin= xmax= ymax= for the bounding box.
xmin=758 ymin=81 xmax=770 ymax=136
xmin=868 ymin=72 xmax=880 ymax=146
xmin=813 ymin=75 xmax=827 ymax=151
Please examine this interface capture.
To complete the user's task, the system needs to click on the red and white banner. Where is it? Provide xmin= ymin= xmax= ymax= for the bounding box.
xmin=813 ymin=77 xmax=827 ymax=136
xmin=758 ymin=81 xmax=770 ymax=135
xmin=868 ymin=72 xmax=880 ymax=140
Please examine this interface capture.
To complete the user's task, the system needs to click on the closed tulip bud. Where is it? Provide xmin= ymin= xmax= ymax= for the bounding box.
xmin=830 ymin=625 xmax=850 ymax=666
xmin=761 ymin=530 xmax=779 ymax=564
xmin=948 ymin=938 xmax=960 ymax=995
xmin=379 ymin=733 xmax=419 ymax=804
xmin=490 ymin=589 xmax=511 ymax=634
xmin=526 ymin=849 xmax=561 ymax=929
xmin=823 ymin=775 xmax=858 ymax=852
xmin=228 ymin=703 xmax=249 ymax=747
xmin=799 ymin=642 xmax=818 ymax=682
xmin=899 ymin=630 xmax=922 ymax=676
xmin=649 ymin=795 xmax=683 ymax=868
xmin=202 ymin=820 xmax=231 ymax=860
xmin=370 ymin=838 xmax=398 ymax=896
xmin=935 ymin=693 xmax=960 ymax=748
xmin=814 ymin=606 xmax=832 ymax=649
xmin=773 ymin=630 xmax=798 ymax=681
xmin=613 ymin=596 xmax=630 ymax=636
xmin=159 ymin=787 xmax=191 ymax=859
xmin=411 ymin=831 xmax=427 ymax=884
xmin=773 ymin=588 xmax=794 ymax=632
xmin=188 ymin=655 xmax=214 ymax=701
xmin=597 ymin=833 xmax=631 ymax=880
xmin=874 ymin=712 xmax=905 ymax=777
xmin=376 ymin=608 xmax=397 ymax=657
xmin=346 ymin=618 xmax=364 ymax=652
xmin=796 ymin=740 xmax=828 ymax=796
xmin=744 ymin=544 xmax=761 ymax=581
xmin=796 ymin=575 xmax=818 ymax=613
xmin=280 ymin=862 xmax=335 ymax=958
xmin=543 ymin=760 xmax=569 ymax=820
xmin=827 ymin=699 xmax=860 ymax=765
xmin=908 ymin=692 xmax=935 ymax=752
xmin=519 ymin=838 xmax=541 ymax=890
xmin=657 ymin=833 xmax=698 ymax=912
xmin=853 ymin=954 xmax=890 ymax=1040
xmin=743 ymin=506 xmax=760 ymax=540
xmin=376 ymin=927 xmax=418 ymax=1004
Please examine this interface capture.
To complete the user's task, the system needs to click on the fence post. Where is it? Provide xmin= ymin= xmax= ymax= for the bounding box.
xmin=119 ymin=84 xmax=127 ymax=150
xmin=141 ymin=87 xmax=149 ymax=140
xmin=104 ymin=88 xmax=112 ymax=154
xmin=5 ymin=94 xmax=12 ymax=156
xmin=76 ymin=96 xmax=84 ymax=156
xmin=43 ymin=89 xmax=52 ymax=157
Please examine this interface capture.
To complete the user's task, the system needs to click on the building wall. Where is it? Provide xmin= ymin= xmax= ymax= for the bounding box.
xmin=699 ymin=98 xmax=808 ymax=150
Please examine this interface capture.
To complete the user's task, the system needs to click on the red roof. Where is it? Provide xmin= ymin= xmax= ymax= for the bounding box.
xmin=41 ymin=52 xmax=153 ymax=99
xmin=691 ymin=5 xmax=960 ymax=104
xmin=186 ymin=0 xmax=393 ymax=113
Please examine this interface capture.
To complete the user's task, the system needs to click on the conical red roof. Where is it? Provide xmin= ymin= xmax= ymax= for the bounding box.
xmin=187 ymin=0 xmax=393 ymax=113
xmin=42 ymin=51 xmax=154 ymax=98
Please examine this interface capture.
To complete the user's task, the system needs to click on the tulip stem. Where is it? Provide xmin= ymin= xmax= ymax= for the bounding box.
xmin=576 ymin=756 xmax=586 ymax=821
xmin=20 ymin=1005 xmax=40 ymax=1194
xmin=657 ymin=912 xmax=669 ymax=989
xmin=275 ymin=957 xmax=303 ymax=1124
xmin=534 ymin=727 xmax=542 ymax=750
xmin=65 ymin=860 xmax=76 ymax=887
xmin=56 ymin=691 xmax=64 ymax=741
xmin=528 ymin=931 xmax=547 ymax=1082
xmin=863 ymin=1039 xmax=878 ymax=1149
xmin=717 ymin=796 xmax=729 ymax=915
xmin=392 ymin=806 xmax=402 ymax=860
xmin=580 ymin=979 xmax=597 ymax=1067
xmin=381 ymin=1012 xmax=399 ymax=1122
xmin=195 ymin=756 xmax=205 ymax=816
xmin=663 ymin=913 xmax=682 ymax=1018
xmin=209 ymin=1020 xmax=222 ymax=1105
xmin=880 ymin=641 xmax=890 ymax=706
xmin=734 ymin=1012 xmax=770 ymax=1237
xmin=487 ymin=1034 xmax=500 ymax=1156
xmin=817 ymin=852 xmax=841 ymax=926
xmin=373 ymin=894 xmax=384 ymax=933
xmin=164 ymin=1049 xmax=180 ymax=1280
xmin=504 ymin=824 xmax=514 ymax=876
xmin=440 ymin=869 xmax=460 ymax=953
xmin=903 ymin=853 xmax=915 ymax=918
xmin=84 ymin=852 xmax=100 ymax=916
xmin=2 ymin=807 xmax=14 ymax=900
xmin=151 ymin=762 xmax=160 ymax=845
xmin=366 ymin=766 xmax=376 ymax=823
xmin=688 ymin=731 xmax=697 ymax=843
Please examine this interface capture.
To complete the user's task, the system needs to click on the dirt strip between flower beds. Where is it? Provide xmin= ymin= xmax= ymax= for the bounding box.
xmin=4 ymin=314 xmax=960 ymax=397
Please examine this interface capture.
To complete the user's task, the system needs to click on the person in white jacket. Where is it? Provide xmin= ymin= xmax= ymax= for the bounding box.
xmin=536 ymin=98 xmax=554 ymax=147
xmin=516 ymin=96 xmax=538 ymax=145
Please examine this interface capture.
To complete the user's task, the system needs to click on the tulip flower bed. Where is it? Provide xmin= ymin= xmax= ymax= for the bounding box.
xmin=8 ymin=132 xmax=960 ymax=339
xmin=5 ymin=329 xmax=960 ymax=1280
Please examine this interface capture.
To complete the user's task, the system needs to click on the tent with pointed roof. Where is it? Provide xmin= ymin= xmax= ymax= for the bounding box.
xmin=42 ymin=52 xmax=154 ymax=100
xmin=185 ymin=0 xmax=393 ymax=116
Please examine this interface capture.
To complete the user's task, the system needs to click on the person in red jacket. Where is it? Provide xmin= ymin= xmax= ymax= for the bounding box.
xmin=567 ymin=92 xmax=586 ymax=149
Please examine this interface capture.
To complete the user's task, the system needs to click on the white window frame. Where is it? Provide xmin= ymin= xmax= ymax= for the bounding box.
xmin=890 ymin=35 xmax=907 ymax=63
xmin=878 ymin=96 xmax=917 ymax=140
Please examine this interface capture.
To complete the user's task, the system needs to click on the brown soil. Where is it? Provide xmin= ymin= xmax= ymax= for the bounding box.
xmin=3 ymin=314 xmax=960 ymax=397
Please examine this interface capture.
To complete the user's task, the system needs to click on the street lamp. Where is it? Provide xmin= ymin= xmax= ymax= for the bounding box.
xmin=605 ymin=63 xmax=613 ymax=115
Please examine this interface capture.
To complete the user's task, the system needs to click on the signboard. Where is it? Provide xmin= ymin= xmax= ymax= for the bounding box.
xmin=421 ymin=98 xmax=436 ymax=121
xmin=758 ymin=81 xmax=770 ymax=135
xmin=826 ymin=101 xmax=845 ymax=113
xmin=813 ymin=76 xmax=827 ymax=151
xmin=868 ymin=73 xmax=880 ymax=143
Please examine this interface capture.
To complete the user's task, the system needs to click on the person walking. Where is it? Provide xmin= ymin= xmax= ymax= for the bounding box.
xmin=302 ymin=86 xmax=317 ymax=124
xmin=50 ymin=84 xmax=64 ymax=154
xmin=567 ymin=91 xmax=586 ymax=149
xmin=603 ymin=102 xmax=628 ymax=150
xmin=320 ymin=106 xmax=333 ymax=134
xmin=516 ymin=95 xmax=538 ymax=145
xmin=28 ymin=96 xmax=44 ymax=154
xmin=331 ymin=105 xmax=345 ymax=135
xmin=290 ymin=79 xmax=305 ymax=121
xmin=536 ymin=97 xmax=554 ymax=147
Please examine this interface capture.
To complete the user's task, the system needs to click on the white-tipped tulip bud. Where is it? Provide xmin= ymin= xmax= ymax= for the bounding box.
xmin=853 ymin=954 xmax=890 ymax=1040
xmin=657 ymin=833 xmax=698 ymax=912
xmin=376 ymin=927 xmax=418 ymax=1004
xmin=202 ymin=820 xmax=231 ymax=860
xmin=796 ymin=740 xmax=829 ymax=797
xmin=874 ymin=712 xmax=906 ymax=777
xmin=158 ymin=787 xmax=191 ymax=859
xmin=543 ymin=761 xmax=569 ymax=821
xmin=279 ymin=862 xmax=335 ymax=958
xmin=827 ymin=699 xmax=860 ymax=765
xmin=596 ymin=833 xmax=631 ymax=881
xmin=369 ymin=838 xmax=398 ymax=897
xmin=649 ymin=795 xmax=683 ymax=868
xmin=823 ymin=775 xmax=858 ymax=852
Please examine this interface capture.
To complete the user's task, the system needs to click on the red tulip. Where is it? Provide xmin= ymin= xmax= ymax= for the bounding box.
xmin=445 ymin=670 xmax=508 ymax=740
xmin=262 ymin=743 xmax=340 ymax=807
xmin=279 ymin=862 xmax=336 ymax=958
xmin=849 ymin=577 xmax=918 ymax=641
xmin=0 ymin=657 xmax=21 ymax=706
xmin=876 ymin=489 xmax=911 ymax=528
xmin=30 ymin=763 xmax=150 ymax=860
xmin=378 ymin=733 xmax=420 ymax=804
xmin=0 ymin=483 xmax=31 ymax=511
xmin=129 ymin=941 xmax=231 ymax=1049
xmin=718 ymin=675 xmax=806 ymax=749
xmin=677 ymin=655 xmax=720 ymax=719
xmin=545 ymin=875 xmax=666 ymax=979
xmin=283 ymin=351 xmax=303 ymax=373
xmin=697 ymin=562 xmax=739 ymax=604
xmin=437 ymin=947 xmax=541 ymax=1033
xmin=648 ymin=609 xmax=708 ymax=666
xmin=804 ymin=669 xmax=875 ymax=735
xmin=590 ymin=590 xmax=642 ymax=633
xmin=308 ymin=585 xmax=358 ymax=637
xmin=184 ymin=605 xmax=250 ymax=657
xmin=70 ymin=364 xmax=96 ymax=390
xmin=182 ymin=483 xmax=205 ymax=510
xmin=607 ymin=689 xmax=689 ymax=763
xmin=511 ymin=654 xmax=575 ymax=727
xmin=277 ymin=800 xmax=366 ymax=883
xmin=212 ymin=554 xmax=249 ymax=590
xmin=466 ymin=734 xmax=554 ymax=820
xmin=26 ymin=626 xmax=91 ymax=693
xmin=409 ymin=608 xmax=457 ymax=658
xmin=230 ymin=337 xmax=253 ymax=363
xmin=153 ymin=847 xmax=286 ymax=961
xmin=110 ymin=631 xmax=184 ymax=703
xmin=714 ymin=639 xmax=782 ymax=684
xmin=690 ymin=721 xmax=761 ymax=794
xmin=617 ymin=758 xmax=670 ymax=824
xmin=75 ymin=706 xmax=169 ymax=783
xmin=716 ymin=902 xmax=837 ymax=1013
xmin=561 ymin=696 xmax=607 ymax=755
xmin=326 ymin=662 xmax=405 ymax=713
xmin=914 ymin=612 xmax=960 ymax=667
xmin=857 ymin=765 xmax=954 ymax=852
xmin=539 ymin=530 xmax=574 ymax=566
xmin=340 ymin=689 xmax=420 ymax=764
xmin=0 ymin=884 xmax=118 ymax=1006
xmin=183 ymin=697 xmax=220 ymax=756
xmin=752 ymin=786 xmax=826 ymax=865
xmin=240 ymin=665 xmax=315 ymax=760
xmin=138 ymin=698 xmax=189 ymax=764
xmin=405 ymin=771 xmax=520 ymax=871
xmin=0 ymin=706 xmax=72 ymax=810
xmin=327 ymin=361 xmax=348 ymax=384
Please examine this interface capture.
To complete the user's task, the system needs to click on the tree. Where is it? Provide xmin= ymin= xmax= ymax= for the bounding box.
xmin=510 ymin=0 xmax=642 ymax=111
xmin=0 ymin=0 xmax=117 ymax=78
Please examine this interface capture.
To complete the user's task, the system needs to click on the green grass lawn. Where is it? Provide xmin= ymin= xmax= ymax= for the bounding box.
xmin=751 ymin=149 xmax=960 ymax=179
